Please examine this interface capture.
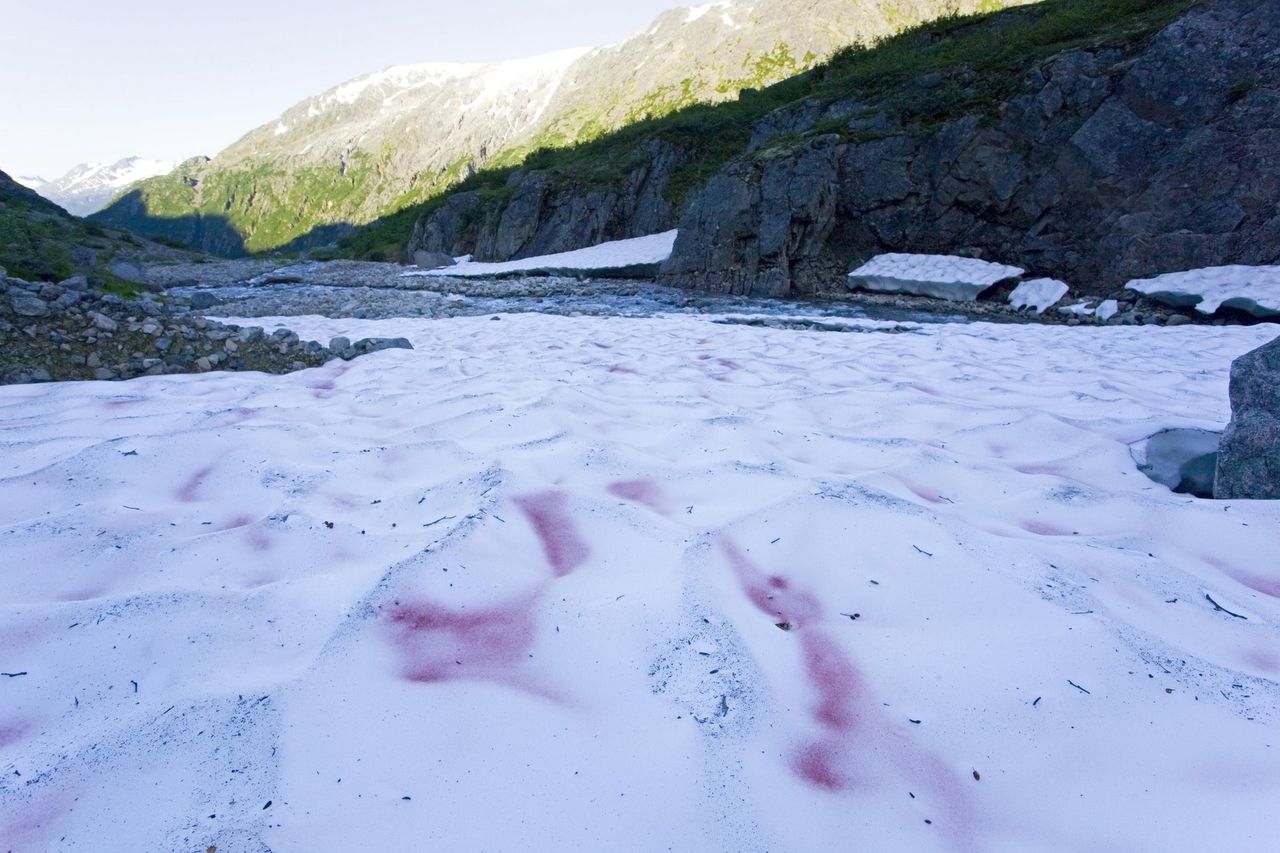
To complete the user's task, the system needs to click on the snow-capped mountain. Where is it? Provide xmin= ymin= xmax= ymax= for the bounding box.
xmin=14 ymin=175 xmax=48 ymax=191
xmin=33 ymin=157 xmax=176 ymax=216
xmin=96 ymin=0 xmax=1032 ymax=253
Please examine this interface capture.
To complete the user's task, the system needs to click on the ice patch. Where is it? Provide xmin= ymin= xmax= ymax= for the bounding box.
xmin=1126 ymin=265 xmax=1280 ymax=318
xmin=404 ymin=230 xmax=678 ymax=278
xmin=1058 ymin=299 xmax=1118 ymax=320
xmin=1008 ymin=278 xmax=1069 ymax=314
xmin=847 ymin=253 xmax=1024 ymax=301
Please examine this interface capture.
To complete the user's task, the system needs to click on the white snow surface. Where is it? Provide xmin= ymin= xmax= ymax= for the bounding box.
xmin=1126 ymin=265 xmax=1280 ymax=318
xmin=2 ymin=315 xmax=1278 ymax=852
xmin=848 ymin=254 xmax=1026 ymax=301
xmin=404 ymin=230 xmax=678 ymax=278
xmin=13 ymin=175 xmax=47 ymax=190
xmin=1007 ymin=278 xmax=1069 ymax=314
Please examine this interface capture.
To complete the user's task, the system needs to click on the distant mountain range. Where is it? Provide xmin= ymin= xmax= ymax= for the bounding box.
xmin=22 ymin=158 xmax=176 ymax=217
xmin=93 ymin=0 xmax=1030 ymax=255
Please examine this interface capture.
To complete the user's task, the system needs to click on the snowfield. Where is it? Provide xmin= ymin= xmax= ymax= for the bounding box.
xmin=403 ymin=231 xmax=679 ymax=278
xmin=1 ymin=313 xmax=1278 ymax=852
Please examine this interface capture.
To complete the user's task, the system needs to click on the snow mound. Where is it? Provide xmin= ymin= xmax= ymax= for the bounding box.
xmin=1008 ymin=278 xmax=1069 ymax=314
xmin=404 ymin=230 xmax=678 ymax=279
xmin=847 ymin=253 xmax=1024 ymax=301
xmin=1126 ymin=265 xmax=1280 ymax=318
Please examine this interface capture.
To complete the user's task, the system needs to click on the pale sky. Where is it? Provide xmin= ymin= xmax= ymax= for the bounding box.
xmin=0 ymin=0 xmax=692 ymax=179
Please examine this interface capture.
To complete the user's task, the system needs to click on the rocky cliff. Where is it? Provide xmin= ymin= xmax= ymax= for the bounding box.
xmin=93 ymin=0 xmax=1029 ymax=256
xmin=409 ymin=0 xmax=1279 ymax=298
xmin=661 ymin=0 xmax=1280 ymax=296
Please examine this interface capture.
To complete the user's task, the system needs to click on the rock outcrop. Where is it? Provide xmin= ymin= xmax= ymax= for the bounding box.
xmin=409 ymin=140 xmax=683 ymax=261
xmin=660 ymin=0 xmax=1280 ymax=296
xmin=1 ymin=273 xmax=412 ymax=385
xmin=1214 ymin=336 xmax=1280 ymax=499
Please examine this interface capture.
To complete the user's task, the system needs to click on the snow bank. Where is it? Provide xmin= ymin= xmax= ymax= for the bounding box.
xmin=1008 ymin=278 xmax=1069 ymax=314
xmin=1126 ymin=265 xmax=1280 ymax=318
xmin=847 ymin=253 xmax=1024 ymax=301
xmin=1 ymin=315 xmax=1277 ymax=851
xmin=404 ymin=231 xmax=678 ymax=279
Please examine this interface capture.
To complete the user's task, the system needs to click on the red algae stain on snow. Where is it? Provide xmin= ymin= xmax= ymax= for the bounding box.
xmin=1224 ymin=567 xmax=1280 ymax=598
xmin=0 ymin=789 xmax=73 ymax=853
xmin=515 ymin=491 xmax=590 ymax=577
xmin=0 ymin=719 xmax=31 ymax=750
xmin=791 ymin=739 xmax=851 ymax=791
xmin=608 ymin=479 xmax=668 ymax=515
xmin=1021 ymin=519 xmax=1072 ymax=536
xmin=176 ymin=464 xmax=215 ymax=502
xmin=386 ymin=596 xmax=539 ymax=686
xmin=900 ymin=479 xmax=947 ymax=504
xmin=721 ymin=539 xmax=820 ymax=627
xmin=800 ymin=631 xmax=865 ymax=733
xmin=1015 ymin=464 xmax=1067 ymax=477
xmin=721 ymin=537 xmax=980 ymax=843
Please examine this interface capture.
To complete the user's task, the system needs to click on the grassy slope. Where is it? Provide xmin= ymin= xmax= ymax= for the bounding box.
xmin=0 ymin=171 xmax=117 ymax=281
xmin=339 ymin=0 xmax=1198 ymax=261
xmin=1 ymin=170 xmax=191 ymax=284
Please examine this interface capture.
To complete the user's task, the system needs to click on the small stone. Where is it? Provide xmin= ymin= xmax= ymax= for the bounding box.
xmin=329 ymin=336 xmax=351 ymax=353
xmin=1165 ymin=314 xmax=1193 ymax=326
xmin=92 ymin=313 xmax=118 ymax=332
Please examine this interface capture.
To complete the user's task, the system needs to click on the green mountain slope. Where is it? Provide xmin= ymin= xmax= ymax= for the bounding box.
xmin=92 ymin=0 xmax=1030 ymax=256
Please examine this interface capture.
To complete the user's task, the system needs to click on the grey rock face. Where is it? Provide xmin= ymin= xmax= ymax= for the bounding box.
xmin=412 ymin=251 xmax=456 ymax=270
xmin=660 ymin=0 xmax=1280 ymax=296
xmin=410 ymin=139 xmax=683 ymax=261
xmin=1215 ymin=336 xmax=1280 ymax=499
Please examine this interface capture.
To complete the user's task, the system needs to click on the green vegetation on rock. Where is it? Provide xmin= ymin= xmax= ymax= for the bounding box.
xmin=92 ymin=0 xmax=1036 ymax=258
xmin=354 ymin=0 xmax=1198 ymax=260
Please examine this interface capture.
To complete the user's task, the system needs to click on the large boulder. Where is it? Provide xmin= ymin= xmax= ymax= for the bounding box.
xmin=1215 ymin=336 xmax=1280 ymax=499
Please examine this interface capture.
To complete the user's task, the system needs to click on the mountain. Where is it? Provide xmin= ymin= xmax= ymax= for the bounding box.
xmin=27 ymin=158 xmax=177 ymax=217
xmin=14 ymin=175 xmax=47 ymax=190
xmin=401 ymin=0 xmax=1277 ymax=296
xmin=93 ymin=0 xmax=1032 ymax=256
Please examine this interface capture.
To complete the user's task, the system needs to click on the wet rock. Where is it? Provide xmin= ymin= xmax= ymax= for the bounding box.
xmin=1215 ymin=336 xmax=1280 ymax=499
xmin=188 ymin=292 xmax=221 ymax=310
xmin=412 ymin=250 xmax=456 ymax=270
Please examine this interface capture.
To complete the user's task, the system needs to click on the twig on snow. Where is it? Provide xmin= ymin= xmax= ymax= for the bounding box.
xmin=1205 ymin=594 xmax=1247 ymax=620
